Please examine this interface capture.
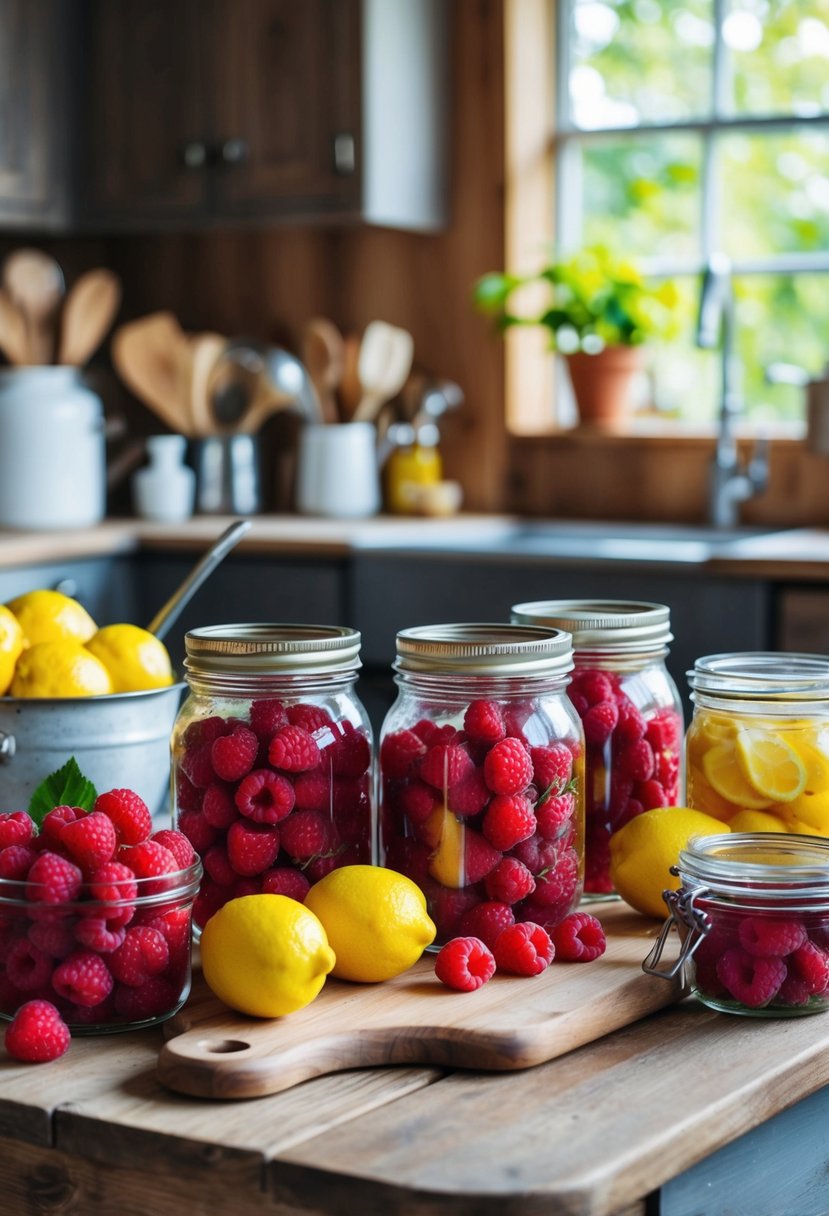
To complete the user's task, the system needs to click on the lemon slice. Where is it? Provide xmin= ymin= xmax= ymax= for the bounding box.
xmin=735 ymin=729 xmax=806 ymax=804
xmin=701 ymin=741 xmax=774 ymax=810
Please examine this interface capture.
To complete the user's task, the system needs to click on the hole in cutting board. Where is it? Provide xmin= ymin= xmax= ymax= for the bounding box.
xmin=198 ymin=1038 xmax=251 ymax=1054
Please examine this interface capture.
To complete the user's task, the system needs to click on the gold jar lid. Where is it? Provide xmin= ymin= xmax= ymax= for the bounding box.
xmin=394 ymin=623 xmax=573 ymax=677
xmin=511 ymin=599 xmax=672 ymax=653
xmin=184 ymin=624 xmax=362 ymax=675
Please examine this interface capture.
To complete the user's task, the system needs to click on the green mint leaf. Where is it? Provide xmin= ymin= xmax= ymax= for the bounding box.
xmin=27 ymin=757 xmax=98 ymax=827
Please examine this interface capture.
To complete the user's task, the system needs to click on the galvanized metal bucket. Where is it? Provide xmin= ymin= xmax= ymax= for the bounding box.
xmin=0 ymin=683 xmax=185 ymax=823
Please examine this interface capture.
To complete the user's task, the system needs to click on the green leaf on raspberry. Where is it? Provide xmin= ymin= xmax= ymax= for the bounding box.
xmin=536 ymin=775 xmax=577 ymax=808
xmin=28 ymin=757 xmax=99 ymax=827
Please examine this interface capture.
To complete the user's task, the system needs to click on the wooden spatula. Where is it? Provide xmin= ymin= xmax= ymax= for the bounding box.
xmin=2 ymin=248 xmax=64 ymax=364
xmin=58 ymin=269 xmax=122 ymax=366
xmin=0 ymin=288 xmax=30 ymax=366
xmin=111 ymin=312 xmax=195 ymax=435
xmin=352 ymin=321 xmax=415 ymax=423
xmin=302 ymin=317 xmax=344 ymax=424
xmin=189 ymin=332 xmax=227 ymax=437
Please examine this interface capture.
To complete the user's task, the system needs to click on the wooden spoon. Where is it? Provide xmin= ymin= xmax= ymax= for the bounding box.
xmin=58 ymin=269 xmax=122 ymax=366
xmin=338 ymin=332 xmax=363 ymax=422
xmin=0 ymin=288 xmax=30 ymax=366
xmin=302 ymin=317 xmax=344 ymax=424
xmin=111 ymin=312 xmax=195 ymax=435
xmin=2 ymin=248 xmax=64 ymax=364
xmin=352 ymin=321 xmax=415 ymax=423
xmin=189 ymin=333 xmax=227 ymax=437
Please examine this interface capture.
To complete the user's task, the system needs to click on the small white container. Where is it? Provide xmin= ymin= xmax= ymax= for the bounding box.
xmin=0 ymin=368 xmax=106 ymax=530
xmin=296 ymin=423 xmax=380 ymax=519
xmin=132 ymin=435 xmax=196 ymax=523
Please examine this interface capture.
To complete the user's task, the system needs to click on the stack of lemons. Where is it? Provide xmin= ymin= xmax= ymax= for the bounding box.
xmin=0 ymin=588 xmax=174 ymax=698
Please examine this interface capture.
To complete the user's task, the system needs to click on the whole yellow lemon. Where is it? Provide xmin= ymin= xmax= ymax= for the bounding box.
xmin=0 ymin=605 xmax=25 ymax=696
xmin=9 ymin=640 xmax=113 ymax=698
xmin=85 ymin=623 xmax=174 ymax=693
xmin=304 ymin=864 xmax=436 ymax=983
xmin=200 ymin=894 xmax=335 ymax=1018
xmin=609 ymin=807 xmax=730 ymax=920
xmin=7 ymin=589 xmax=97 ymax=647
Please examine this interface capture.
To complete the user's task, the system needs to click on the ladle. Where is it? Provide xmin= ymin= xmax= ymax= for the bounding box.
xmin=147 ymin=518 xmax=252 ymax=642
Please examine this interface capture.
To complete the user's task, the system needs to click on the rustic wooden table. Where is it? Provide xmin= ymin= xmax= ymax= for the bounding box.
xmin=0 ymin=922 xmax=828 ymax=1216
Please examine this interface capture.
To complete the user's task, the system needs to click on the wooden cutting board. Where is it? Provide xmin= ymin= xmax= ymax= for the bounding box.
xmin=158 ymin=902 xmax=684 ymax=1100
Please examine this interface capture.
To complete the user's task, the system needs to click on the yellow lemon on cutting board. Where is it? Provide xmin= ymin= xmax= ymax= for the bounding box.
xmin=609 ymin=807 xmax=729 ymax=920
xmin=0 ymin=605 xmax=25 ymax=696
xmin=85 ymin=623 xmax=174 ymax=693
xmin=200 ymin=894 xmax=336 ymax=1018
xmin=304 ymin=864 xmax=436 ymax=983
xmin=9 ymin=640 xmax=113 ymax=698
xmin=6 ymin=588 xmax=97 ymax=647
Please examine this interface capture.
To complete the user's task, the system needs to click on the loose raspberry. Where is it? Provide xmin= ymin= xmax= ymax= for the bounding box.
xmin=0 ymin=811 xmax=33 ymax=849
xmin=484 ymin=857 xmax=536 ymax=904
xmin=74 ymin=917 xmax=126 ymax=954
xmin=716 ymin=947 xmax=787 ymax=1008
xmin=26 ymin=852 xmax=82 ymax=906
xmin=419 ymin=743 xmax=474 ymax=791
xmin=211 ymin=725 xmax=258 ymax=782
xmin=52 ymin=950 xmax=114 ymax=1007
xmin=120 ymin=841 xmax=178 ymax=882
xmin=60 ymin=812 xmax=117 ymax=874
xmin=226 ymin=820 xmax=280 ymax=876
xmin=0 ymin=844 xmax=36 ymax=881
xmin=738 ymin=916 xmax=807 ymax=958
xmin=249 ymin=698 xmax=289 ymax=739
xmin=279 ymin=809 xmax=331 ymax=861
xmin=5 ymin=1000 xmax=70 ymax=1063
xmin=531 ymin=743 xmax=574 ymax=792
xmin=582 ymin=700 xmax=619 ymax=747
xmin=176 ymin=810 xmax=219 ymax=855
xmin=551 ymin=913 xmax=607 ymax=962
xmin=150 ymin=829 xmax=195 ymax=870
xmin=535 ymin=791 xmax=576 ymax=841
xmin=235 ymin=769 xmax=295 ymax=824
xmin=484 ymin=737 xmax=533 ymax=795
xmin=94 ymin=789 xmax=153 ymax=846
xmin=286 ymin=703 xmax=332 ymax=733
xmin=434 ymin=937 xmax=496 ymax=991
xmin=463 ymin=700 xmax=506 ymax=744
xmin=482 ymin=794 xmax=536 ymax=852
xmin=459 ymin=900 xmax=515 ymax=950
xmin=380 ymin=729 xmax=428 ymax=780
xmin=261 ymin=867 xmax=312 ymax=901
xmin=109 ymin=926 xmax=170 ymax=986
xmin=494 ymin=922 xmax=555 ymax=976
xmin=268 ymin=724 xmax=321 ymax=773
xmin=201 ymin=782 xmax=238 ymax=829
xmin=615 ymin=698 xmax=647 ymax=744
xmin=6 ymin=938 xmax=53 ymax=990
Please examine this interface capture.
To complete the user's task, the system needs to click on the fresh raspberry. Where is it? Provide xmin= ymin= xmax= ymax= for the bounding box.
xmin=52 ymin=950 xmax=114 ymax=1007
xmin=0 ymin=811 xmax=33 ymax=849
xmin=279 ymin=809 xmax=331 ymax=861
xmin=226 ymin=820 xmax=280 ymax=876
xmin=380 ymin=729 xmax=428 ymax=780
xmin=26 ymin=852 xmax=82 ymax=906
xmin=74 ymin=917 xmax=126 ymax=954
xmin=326 ymin=721 xmax=371 ymax=778
xmin=396 ymin=781 xmax=438 ymax=825
xmin=419 ymin=743 xmax=474 ymax=791
xmin=0 ymin=844 xmax=36 ymax=880
xmin=203 ymin=844 xmax=236 ymax=886
xmin=463 ymin=700 xmax=506 ymax=744
xmin=268 ymin=724 xmax=321 ymax=773
xmin=424 ymin=883 xmax=481 ymax=941
xmin=738 ymin=916 xmax=807 ymax=958
xmin=5 ymin=938 xmax=53 ymax=991
xmin=482 ymin=794 xmax=536 ymax=852
xmin=484 ymin=857 xmax=536 ymax=904
xmin=59 ymin=812 xmax=117 ymax=874
xmin=434 ymin=936 xmax=495 ymax=991
xmin=249 ymin=698 xmax=289 ymax=739
xmin=261 ymin=867 xmax=312 ymax=901
xmin=211 ymin=725 xmax=258 ymax=782
xmin=551 ymin=913 xmax=607 ymax=962
xmin=28 ymin=919 xmax=76 ymax=958
xmin=150 ymin=829 xmax=195 ymax=870
xmin=653 ymin=749 xmax=680 ymax=797
xmin=177 ymin=810 xmax=219 ymax=855
xmin=88 ymin=860 xmax=138 ymax=907
xmin=636 ymin=778 xmax=667 ymax=811
xmin=582 ymin=700 xmax=619 ymax=747
xmin=616 ymin=739 xmax=655 ymax=783
xmin=94 ymin=789 xmax=152 ymax=846
xmin=180 ymin=741 xmax=216 ymax=789
xmin=484 ymin=737 xmax=533 ymax=795
xmin=777 ymin=974 xmax=813 ymax=1006
xmin=40 ymin=805 xmax=81 ymax=847
xmin=615 ymin=698 xmax=647 ymax=744
xmin=293 ymin=771 xmax=331 ymax=813
xmin=493 ymin=922 xmax=555 ymax=976
xmin=143 ymin=907 xmax=191 ymax=959
xmin=120 ymin=841 xmax=178 ymax=882
xmin=612 ymin=797 xmax=644 ymax=832
xmin=532 ymin=847 xmax=580 ymax=911
xmin=109 ymin=926 xmax=170 ymax=987
xmin=531 ymin=743 xmax=574 ymax=793
xmin=570 ymin=670 xmax=614 ymax=706
xmin=431 ymin=828 xmax=500 ymax=887
xmin=286 ymin=703 xmax=332 ymax=733
xmin=414 ymin=721 xmax=457 ymax=746
xmin=183 ymin=715 xmax=233 ymax=749
xmin=511 ymin=833 xmax=561 ymax=875
xmin=447 ymin=767 xmax=490 ymax=817
xmin=175 ymin=771 xmax=202 ymax=814
xmin=716 ymin=947 xmax=787 ymax=1008
xmin=193 ymin=880 xmax=229 ymax=930
xmin=459 ymin=900 xmax=515 ymax=950
xmin=535 ymin=791 xmax=576 ymax=840
xmin=645 ymin=708 xmax=682 ymax=752
xmin=114 ymin=976 xmax=178 ymax=1022
xmin=235 ymin=769 xmax=295 ymax=824
xmin=4 ymin=1000 xmax=70 ymax=1063
xmin=786 ymin=940 xmax=829 ymax=994
xmin=201 ymin=782 xmax=238 ymax=829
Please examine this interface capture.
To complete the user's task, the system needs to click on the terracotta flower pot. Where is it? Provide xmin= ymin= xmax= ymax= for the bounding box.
xmin=565 ymin=346 xmax=646 ymax=430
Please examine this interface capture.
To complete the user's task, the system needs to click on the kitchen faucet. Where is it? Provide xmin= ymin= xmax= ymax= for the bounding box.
xmin=695 ymin=253 xmax=769 ymax=528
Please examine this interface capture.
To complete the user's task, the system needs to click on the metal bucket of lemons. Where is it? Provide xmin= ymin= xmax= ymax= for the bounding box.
xmin=0 ymin=589 xmax=182 ymax=822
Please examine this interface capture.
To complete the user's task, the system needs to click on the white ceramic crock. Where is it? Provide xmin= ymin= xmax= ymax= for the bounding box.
xmin=0 ymin=368 xmax=106 ymax=530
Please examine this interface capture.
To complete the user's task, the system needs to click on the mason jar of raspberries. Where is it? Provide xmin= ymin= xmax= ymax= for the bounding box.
xmin=686 ymin=652 xmax=829 ymax=836
xmin=511 ymin=600 xmax=684 ymax=898
xmin=643 ymin=832 xmax=829 ymax=1016
xmin=377 ymin=623 xmax=584 ymax=947
xmin=172 ymin=624 xmax=373 ymax=933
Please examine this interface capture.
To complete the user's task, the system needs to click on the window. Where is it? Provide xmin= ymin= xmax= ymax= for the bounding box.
xmin=554 ymin=0 xmax=829 ymax=429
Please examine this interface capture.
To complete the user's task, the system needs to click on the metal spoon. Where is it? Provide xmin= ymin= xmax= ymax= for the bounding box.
xmin=147 ymin=518 xmax=252 ymax=641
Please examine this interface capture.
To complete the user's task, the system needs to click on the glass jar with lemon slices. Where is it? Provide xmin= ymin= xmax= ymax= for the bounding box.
xmin=686 ymin=653 xmax=829 ymax=837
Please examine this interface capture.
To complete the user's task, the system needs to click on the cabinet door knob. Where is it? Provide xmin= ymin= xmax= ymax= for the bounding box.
xmin=220 ymin=138 xmax=249 ymax=166
xmin=333 ymin=132 xmax=356 ymax=175
xmin=181 ymin=140 xmax=210 ymax=169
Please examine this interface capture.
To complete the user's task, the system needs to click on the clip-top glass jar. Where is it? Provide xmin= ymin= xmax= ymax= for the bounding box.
xmin=172 ymin=624 xmax=373 ymax=933
xmin=643 ymin=832 xmax=829 ymax=1017
xmin=511 ymin=600 xmax=684 ymax=898
xmin=377 ymin=623 xmax=584 ymax=947
xmin=686 ymin=652 xmax=829 ymax=835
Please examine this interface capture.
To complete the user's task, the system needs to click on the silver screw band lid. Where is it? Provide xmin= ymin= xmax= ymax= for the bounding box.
xmin=511 ymin=599 xmax=672 ymax=652
xmin=184 ymin=624 xmax=362 ymax=675
xmin=394 ymin=623 xmax=574 ymax=676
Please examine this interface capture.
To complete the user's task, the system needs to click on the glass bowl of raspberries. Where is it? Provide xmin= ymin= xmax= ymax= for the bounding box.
xmin=0 ymin=788 xmax=201 ymax=1033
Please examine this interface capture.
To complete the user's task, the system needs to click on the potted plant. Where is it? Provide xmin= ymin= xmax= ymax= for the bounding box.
xmin=474 ymin=246 xmax=679 ymax=428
